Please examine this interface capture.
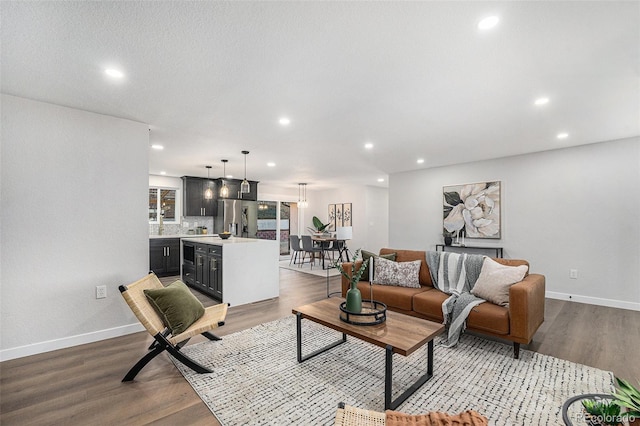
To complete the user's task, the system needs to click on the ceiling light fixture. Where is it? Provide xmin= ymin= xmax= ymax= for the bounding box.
xmin=267 ymin=162 xmax=276 ymax=167
xmin=298 ymin=183 xmax=308 ymax=209
xmin=478 ymin=16 xmax=499 ymax=30
xmin=220 ymin=160 xmax=229 ymax=198
xmin=377 ymin=178 xmax=385 ymax=182
xmin=364 ymin=142 xmax=374 ymax=149
xmin=160 ymin=171 xmax=166 ymax=175
xmin=105 ymin=68 xmax=124 ymax=78
xmin=204 ymin=166 xmax=213 ymax=200
xmin=534 ymin=97 xmax=549 ymax=106
xmin=151 ymin=144 xmax=164 ymax=150
xmin=557 ymin=132 xmax=569 ymax=139
xmin=417 ymin=158 xmax=425 ymax=164
xmin=240 ymin=150 xmax=250 ymax=194
xmin=279 ymin=117 xmax=290 ymax=126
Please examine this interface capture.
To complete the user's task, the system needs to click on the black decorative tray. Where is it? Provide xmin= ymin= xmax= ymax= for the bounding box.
xmin=339 ymin=301 xmax=387 ymax=326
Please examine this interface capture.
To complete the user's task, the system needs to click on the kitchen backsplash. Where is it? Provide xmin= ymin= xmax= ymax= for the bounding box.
xmin=149 ymin=217 xmax=214 ymax=236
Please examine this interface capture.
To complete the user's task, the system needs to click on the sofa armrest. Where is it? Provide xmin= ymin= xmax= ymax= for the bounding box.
xmin=508 ymin=273 xmax=546 ymax=343
xmin=340 ymin=261 xmax=363 ymax=297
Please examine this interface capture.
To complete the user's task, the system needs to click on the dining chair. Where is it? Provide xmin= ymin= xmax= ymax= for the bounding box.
xmin=289 ymin=235 xmax=302 ymax=265
xmin=300 ymin=235 xmax=322 ymax=269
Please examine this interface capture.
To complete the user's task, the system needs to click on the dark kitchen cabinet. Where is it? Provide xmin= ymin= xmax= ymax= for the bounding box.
xmin=149 ymin=238 xmax=180 ymax=277
xmin=186 ymin=242 xmax=223 ymax=301
xmin=207 ymin=245 xmax=223 ymax=300
xmin=182 ymin=177 xmax=217 ymax=216
xmin=216 ymin=178 xmax=259 ymax=201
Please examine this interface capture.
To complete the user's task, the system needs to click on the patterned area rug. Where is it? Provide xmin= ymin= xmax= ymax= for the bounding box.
xmin=174 ymin=315 xmax=614 ymax=425
xmin=279 ymin=260 xmax=341 ymax=277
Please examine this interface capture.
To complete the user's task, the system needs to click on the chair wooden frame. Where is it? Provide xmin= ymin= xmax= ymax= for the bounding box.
xmin=119 ymin=273 xmax=228 ymax=382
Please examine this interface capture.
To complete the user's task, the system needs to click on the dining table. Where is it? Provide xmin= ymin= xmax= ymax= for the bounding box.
xmin=310 ymin=235 xmax=350 ymax=269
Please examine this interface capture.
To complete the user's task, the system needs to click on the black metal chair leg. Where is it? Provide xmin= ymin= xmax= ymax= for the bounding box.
xmin=513 ymin=342 xmax=520 ymax=359
xmin=122 ymin=344 xmax=165 ymax=382
xmin=202 ymin=331 xmax=222 ymax=341
xmin=165 ymin=344 xmax=212 ymax=374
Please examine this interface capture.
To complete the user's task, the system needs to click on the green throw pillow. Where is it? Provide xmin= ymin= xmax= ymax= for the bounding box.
xmin=361 ymin=250 xmax=397 ymax=281
xmin=144 ymin=280 xmax=205 ymax=335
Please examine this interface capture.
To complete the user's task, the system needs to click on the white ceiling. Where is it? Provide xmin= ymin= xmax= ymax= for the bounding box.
xmin=2 ymin=1 xmax=638 ymax=190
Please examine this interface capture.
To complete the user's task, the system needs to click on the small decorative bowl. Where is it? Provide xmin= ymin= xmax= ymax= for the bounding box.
xmin=219 ymin=233 xmax=232 ymax=240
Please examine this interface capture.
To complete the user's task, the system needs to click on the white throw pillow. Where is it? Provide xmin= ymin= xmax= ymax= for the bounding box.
xmin=471 ymin=258 xmax=528 ymax=306
xmin=372 ymin=257 xmax=421 ymax=288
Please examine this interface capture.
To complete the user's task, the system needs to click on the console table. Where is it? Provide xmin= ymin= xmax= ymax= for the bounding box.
xmin=435 ymin=244 xmax=503 ymax=258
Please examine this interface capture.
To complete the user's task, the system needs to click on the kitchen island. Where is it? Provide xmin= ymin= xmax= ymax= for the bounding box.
xmin=181 ymin=236 xmax=279 ymax=306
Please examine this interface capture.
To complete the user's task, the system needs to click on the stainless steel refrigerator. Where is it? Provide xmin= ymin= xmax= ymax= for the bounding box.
xmin=214 ymin=199 xmax=257 ymax=238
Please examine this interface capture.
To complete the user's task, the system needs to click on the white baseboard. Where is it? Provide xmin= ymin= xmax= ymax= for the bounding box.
xmin=0 ymin=323 xmax=145 ymax=362
xmin=546 ymin=291 xmax=640 ymax=312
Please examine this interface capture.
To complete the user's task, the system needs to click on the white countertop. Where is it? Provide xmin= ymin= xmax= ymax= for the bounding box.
xmin=181 ymin=236 xmax=270 ymax=245
xmin=149 ymin=234 xmax=213 ymax=239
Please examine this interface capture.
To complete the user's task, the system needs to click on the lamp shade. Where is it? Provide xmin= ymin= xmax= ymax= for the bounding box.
xmin=336 ymin=226 xmax=352 ymax=240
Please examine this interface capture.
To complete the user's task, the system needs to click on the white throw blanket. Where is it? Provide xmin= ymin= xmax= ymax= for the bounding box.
xmin=427 ymin=251 xmax=485 ymax=347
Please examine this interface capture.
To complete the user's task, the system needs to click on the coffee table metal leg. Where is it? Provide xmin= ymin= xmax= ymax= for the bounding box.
xmin=296 ymin=312 xmax=346 ymax=363
xmin=385 ymin=340 xmax=435 ymax=410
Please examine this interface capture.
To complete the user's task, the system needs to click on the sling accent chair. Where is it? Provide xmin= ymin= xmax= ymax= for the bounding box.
xmin=119 ymin=272 xmax=228 ymax=382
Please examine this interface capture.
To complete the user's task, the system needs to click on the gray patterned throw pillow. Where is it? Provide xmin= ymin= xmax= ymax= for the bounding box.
xmin=372 ymin=257 xmax=422 ymax=288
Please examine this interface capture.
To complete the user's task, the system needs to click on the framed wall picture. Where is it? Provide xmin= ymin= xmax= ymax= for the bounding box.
xmin=328 ymin=202 xmax=353 ymax=229
xmin=342 ymin=203 xmax=352 ymax=227
xmin=328 ymin=204 xmax=337 ymax=231
xmin=443 ymin=181 xmax=501 ymax=239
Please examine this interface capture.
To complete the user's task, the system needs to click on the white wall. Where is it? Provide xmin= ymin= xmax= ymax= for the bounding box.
xmin=389 ymin=137 xmax=640 ymax=311
xmin=306 ymin=185 xmax=389 ymax=257
xmin=1 ymin=95 xmax=150 ymax=360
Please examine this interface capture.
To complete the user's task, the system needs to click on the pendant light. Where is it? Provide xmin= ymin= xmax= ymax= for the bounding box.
xmin=204 ymin=166 xmax=213 ymax=200
xmin=298 ymin=183 xmax=308 ymax=208
xmin=240 ymin=150 xmax=250 ymax=194
xmin=220 ymin=159 xmax=229 ymax=198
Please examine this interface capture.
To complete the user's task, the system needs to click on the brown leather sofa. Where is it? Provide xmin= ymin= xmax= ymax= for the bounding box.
xmin=340 ymin=248 xmax=545 ymax=358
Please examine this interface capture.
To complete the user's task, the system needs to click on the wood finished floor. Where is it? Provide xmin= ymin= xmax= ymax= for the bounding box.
xmin=1 ymin=268 xmax=639 ymax=425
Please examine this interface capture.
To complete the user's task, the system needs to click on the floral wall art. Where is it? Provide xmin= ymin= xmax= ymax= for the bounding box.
xmin=328 ymin=203 xmax=352 ymax=229
xmin=443 ymin=181 xmax=501 ymax=239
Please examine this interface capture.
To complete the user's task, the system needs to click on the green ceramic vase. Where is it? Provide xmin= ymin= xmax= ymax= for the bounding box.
xmin=345 ymin=281 xmax=362 ymax=313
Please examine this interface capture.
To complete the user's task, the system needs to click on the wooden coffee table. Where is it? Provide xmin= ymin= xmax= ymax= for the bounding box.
xmin=292 ymin=298 xmax=445 ymax=410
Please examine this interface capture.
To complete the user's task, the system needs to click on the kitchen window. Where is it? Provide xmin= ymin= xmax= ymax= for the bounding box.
xmin=149 ymin=187 xmax=177 ymax=223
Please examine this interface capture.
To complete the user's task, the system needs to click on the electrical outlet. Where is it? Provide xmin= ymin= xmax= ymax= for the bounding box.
xmin=96 ymin=285 xmax=107 ymax=299
xmin=569 ymin=269 xmax=578 ymax=279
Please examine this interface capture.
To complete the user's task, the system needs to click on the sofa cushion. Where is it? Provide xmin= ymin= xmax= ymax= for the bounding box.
xmin=493 ymin=258 xmax=530 ymax=274
xmin=380 ymin=248 xmax=432 ymax=286
xmin=471 ymin=258 xmax=528 ymax=306
xmin=466 ymin=302 xmax=510 ymax=335
xmin=362 ymin=250 xmax=397 ymax=281
xmin=356 ymin=282 xmax=428 ymax=311
xmin=372 ymin=257 xmax=421 ymax=288
xmin=412 ymin=288 xmax=449 ymax=322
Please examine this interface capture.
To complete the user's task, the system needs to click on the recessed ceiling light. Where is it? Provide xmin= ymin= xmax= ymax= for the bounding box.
xmin=364 ymin=142 xmax=374 ymax=149
xmin=478 ymin=16 xmax=499 ymax=30
xmin=267 ymin=162 xmax=276 ymax=167
xmin=377 ymin=178 xmax=385 ymax=183
xmin=105 ymin=68 xmax=124 ymax=78
xmin=557 ymin=132 xmax=569 ymax=139
xmin=417 ymin=158 xmax=425 ymax=164
xmin=160 ymin=171 xmax=166 ymax=175
xmin=534 ymin=97 xmax=549 ymax=106
xmin=151 ymin=144 xmax=164 ymax=150
xmin=279 ymin=117 xmax=290 ymax=126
